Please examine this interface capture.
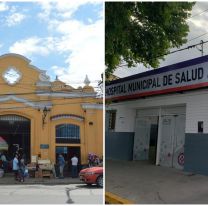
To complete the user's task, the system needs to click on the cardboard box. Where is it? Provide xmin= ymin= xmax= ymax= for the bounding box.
xmin=31 ymin=156 xmax=37 ymax=163
xmin=42 ymin=170 xmax=51 ymax=177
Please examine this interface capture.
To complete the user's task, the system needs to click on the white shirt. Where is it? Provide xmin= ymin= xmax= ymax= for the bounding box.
xmin=71 ymin=156 xmax=78 ymax=166
xmin=13 ymin=157 xmax=19 ymax=170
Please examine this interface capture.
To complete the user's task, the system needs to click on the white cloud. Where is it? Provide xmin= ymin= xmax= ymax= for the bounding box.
xmin=38 ymin=0 xmax=102 ymax=20
xmin=0 ymin=2 xmax=9 ymax=12
xmin=50 ymin=18 xmax=104 ymax=86
xmin=8 ymin=1 xmax=104 ymax=88
xmin=6 ymin=12 xmax=26 ymax=27
xmin=37 ymin=0 xmax=104 ymax=86
xmin=9 ymin=37 xmax=56 ymax=57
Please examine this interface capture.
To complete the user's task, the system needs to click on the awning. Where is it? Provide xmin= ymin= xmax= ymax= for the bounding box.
xmin=0 ymin=136 xmax=8 ymax=150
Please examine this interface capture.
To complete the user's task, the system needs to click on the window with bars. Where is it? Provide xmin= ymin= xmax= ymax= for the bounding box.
xmin=56 ymin=124 xmax=80 ymax=143
xmin=107 ymin=110 xmax=116 ymax=131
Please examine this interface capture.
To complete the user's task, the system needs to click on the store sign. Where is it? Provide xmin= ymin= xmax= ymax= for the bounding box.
xmin=106 ymin=57 xmax=208 ymax=101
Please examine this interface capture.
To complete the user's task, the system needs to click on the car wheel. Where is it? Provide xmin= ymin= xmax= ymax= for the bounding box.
xmin=96 ymin=176 xmax=103 ymax=188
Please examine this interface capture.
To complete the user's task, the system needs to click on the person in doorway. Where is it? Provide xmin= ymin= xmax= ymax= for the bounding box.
xmin=12 ymin=154 xmax=19 ymax=181
xmin=71 ymin=154 xmax=78 ymax=178
xmin=58 ymin=154 xmax=65 ymax=178
xmin=1 ymin=152 xmax=8 ymax=172
xmin=18 ymin=157 xmax=25 ymax=182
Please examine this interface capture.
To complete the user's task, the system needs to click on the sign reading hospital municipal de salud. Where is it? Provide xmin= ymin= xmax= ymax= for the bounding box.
xmin=106 ymin=55 xmax=208 ymax=101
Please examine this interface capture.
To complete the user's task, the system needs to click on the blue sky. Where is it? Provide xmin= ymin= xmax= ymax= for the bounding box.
xmin=0 ymin=1 xmax=104 ymax=88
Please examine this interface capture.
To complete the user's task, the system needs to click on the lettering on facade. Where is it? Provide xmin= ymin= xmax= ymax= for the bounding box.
xmin=106 ymin=65 xmax=207 ymax=100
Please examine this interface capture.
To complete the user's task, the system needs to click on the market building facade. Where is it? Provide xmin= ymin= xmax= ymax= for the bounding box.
xmin=106 ymin=55 xmax=208 ymax=175
xmin=0 ymin=53 xmax=103 ymax=168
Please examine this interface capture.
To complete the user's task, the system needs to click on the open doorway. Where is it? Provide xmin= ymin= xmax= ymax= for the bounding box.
xmin=148 ymin=120 xmax=159 ymax=163
xmin=0 ymin=115 xmax=30 ymax=169
xmin=56 ymin=146 xmax=81 ymax=177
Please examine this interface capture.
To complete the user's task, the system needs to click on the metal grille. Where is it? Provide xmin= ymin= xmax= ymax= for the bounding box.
xmin=0 ymin=115 xmax=29 ymax=122
xmin=56 ymin=124 xmax=80 ymax=139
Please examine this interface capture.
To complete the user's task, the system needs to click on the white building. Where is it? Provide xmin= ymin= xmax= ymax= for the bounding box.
xmin=106 ymin=55 xmax=208 ymax=175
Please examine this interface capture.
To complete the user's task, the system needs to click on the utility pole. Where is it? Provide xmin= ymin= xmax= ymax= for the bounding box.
xmin=196 ymin=40 xmax=204 ymax=56
xmin=201 ymin=40 xmax=204 ymax=56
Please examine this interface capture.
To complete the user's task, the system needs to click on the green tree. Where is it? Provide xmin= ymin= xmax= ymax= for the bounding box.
xmin=105 ymin=2 xmax=195 ymax=77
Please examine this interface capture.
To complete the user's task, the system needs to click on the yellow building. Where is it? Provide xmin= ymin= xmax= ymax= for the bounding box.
xmin=0 ymin=53 xmax=103 ymax=167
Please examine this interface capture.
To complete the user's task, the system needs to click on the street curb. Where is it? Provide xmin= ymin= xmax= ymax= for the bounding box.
xmin=105 ymin=191 xmax=134 ymax=204
xmin=0 ymin=182 xmax=84 ymax=185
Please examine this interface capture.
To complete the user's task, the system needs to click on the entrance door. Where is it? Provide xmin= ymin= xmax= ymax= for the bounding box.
xmin=56 ymin=146 xmax=81 ymax=177
xmin=133 ymin=117 xmax=151 ymax=160
xmin=133 ymin=116 xmax=158 ymax=163
xmin=0 ymin=115 xmax=30 ymax=163
xmin=160 ymin=114 xmax=185 ymax=169
xmin=173 ymin=114 xmax=186 ymax=169
xmin=149 ymin=122 xmax=159 ymax=164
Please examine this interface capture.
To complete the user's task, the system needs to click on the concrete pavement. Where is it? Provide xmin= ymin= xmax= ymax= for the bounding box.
xmin=0 ymin=184 xmax=103 ymax=204
xmin=106 ymin=160 xmax=208 ymax=204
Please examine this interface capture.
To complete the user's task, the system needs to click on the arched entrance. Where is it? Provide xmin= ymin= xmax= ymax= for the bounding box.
xmin=0 ymin=114 xmax=30 ymax=163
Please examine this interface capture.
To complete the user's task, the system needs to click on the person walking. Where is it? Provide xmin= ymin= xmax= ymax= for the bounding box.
xmin=13 ymin=154 xmax=19 ymax=181
xmin=58 ymin=154 xmax=65 ymax=178
xmin=71 ymin=154 xmax=78 ymax=178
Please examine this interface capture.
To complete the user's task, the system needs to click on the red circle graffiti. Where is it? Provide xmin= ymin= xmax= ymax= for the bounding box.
xmin=178 ymin=153 xmax=184 ymax=166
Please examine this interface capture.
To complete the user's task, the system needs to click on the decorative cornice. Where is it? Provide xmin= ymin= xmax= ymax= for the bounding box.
xmin=36 ymin=91 xmax=97 ymax=98
xmin=0 ymin=95 xmax=52 ymax=109
xmin=50 ymin=114 xmax=84 ymax=121
xmin=81 ymin=103 xmax=103 ymax=110
xmin=36 ymin=81 xmax=52 ymax=87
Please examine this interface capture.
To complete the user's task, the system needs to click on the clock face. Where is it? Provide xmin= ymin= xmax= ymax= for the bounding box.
xmin=3 ymin=67 xmax=22 ymax=85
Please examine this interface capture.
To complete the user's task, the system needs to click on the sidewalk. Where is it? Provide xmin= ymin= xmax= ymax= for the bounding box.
xmin=106 ymin=159 xmax=208 ymax=204
xmin=0 ymin=173 xmax=82 ymax=185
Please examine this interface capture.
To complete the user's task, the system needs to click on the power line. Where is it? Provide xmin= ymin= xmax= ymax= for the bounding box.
xmin=187 ymin=8 xmax=208 ymax=20
xmin=1 ymin=71 xmax=100 ymax=85
xmin=0 ymin=96 xmax=96 ymax=106
xmin=0 ymin=89 xmax=98 ymax=97
xmin=116 ymin=40 xmax=208 ymax=69
xmin=188 ymin=32 xmax=208 ymax=42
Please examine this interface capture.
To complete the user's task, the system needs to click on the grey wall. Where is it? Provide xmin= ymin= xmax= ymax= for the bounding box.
xmin=184 ymin=133 xmax=208 ymax=175
xmin=105 ymin=132 xmax=134 ymax=161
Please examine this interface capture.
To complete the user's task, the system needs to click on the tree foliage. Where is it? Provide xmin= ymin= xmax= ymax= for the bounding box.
xmin=105 ymin=2 xmax=195 ymax=77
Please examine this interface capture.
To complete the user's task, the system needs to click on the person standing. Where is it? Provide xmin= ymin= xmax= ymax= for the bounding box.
xmin=71 ymin=154 xmax=78 ymax=178
xmin=58 ymin=154 xmax=65 ymax=178
xmin=1 ymin=152 xmax=8 ymax=172
xmin=13 ymin=154 xmax=19 ymax=181
xmin=18 ymin=158 xmax=25 ymax=182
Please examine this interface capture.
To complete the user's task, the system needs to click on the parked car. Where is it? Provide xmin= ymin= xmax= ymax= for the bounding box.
xmin=79 ymin=166 xmax=103 ymax=187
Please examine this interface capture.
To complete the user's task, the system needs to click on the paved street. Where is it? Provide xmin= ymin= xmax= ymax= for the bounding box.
xmin=106 ymin=160 xmax=208 ymax=204
xmin=0 ymin=184 xmax=103 ymax=204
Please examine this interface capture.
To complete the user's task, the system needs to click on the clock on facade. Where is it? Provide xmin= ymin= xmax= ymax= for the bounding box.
xmin=2 ymin=67 xmax=22 ymax=85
